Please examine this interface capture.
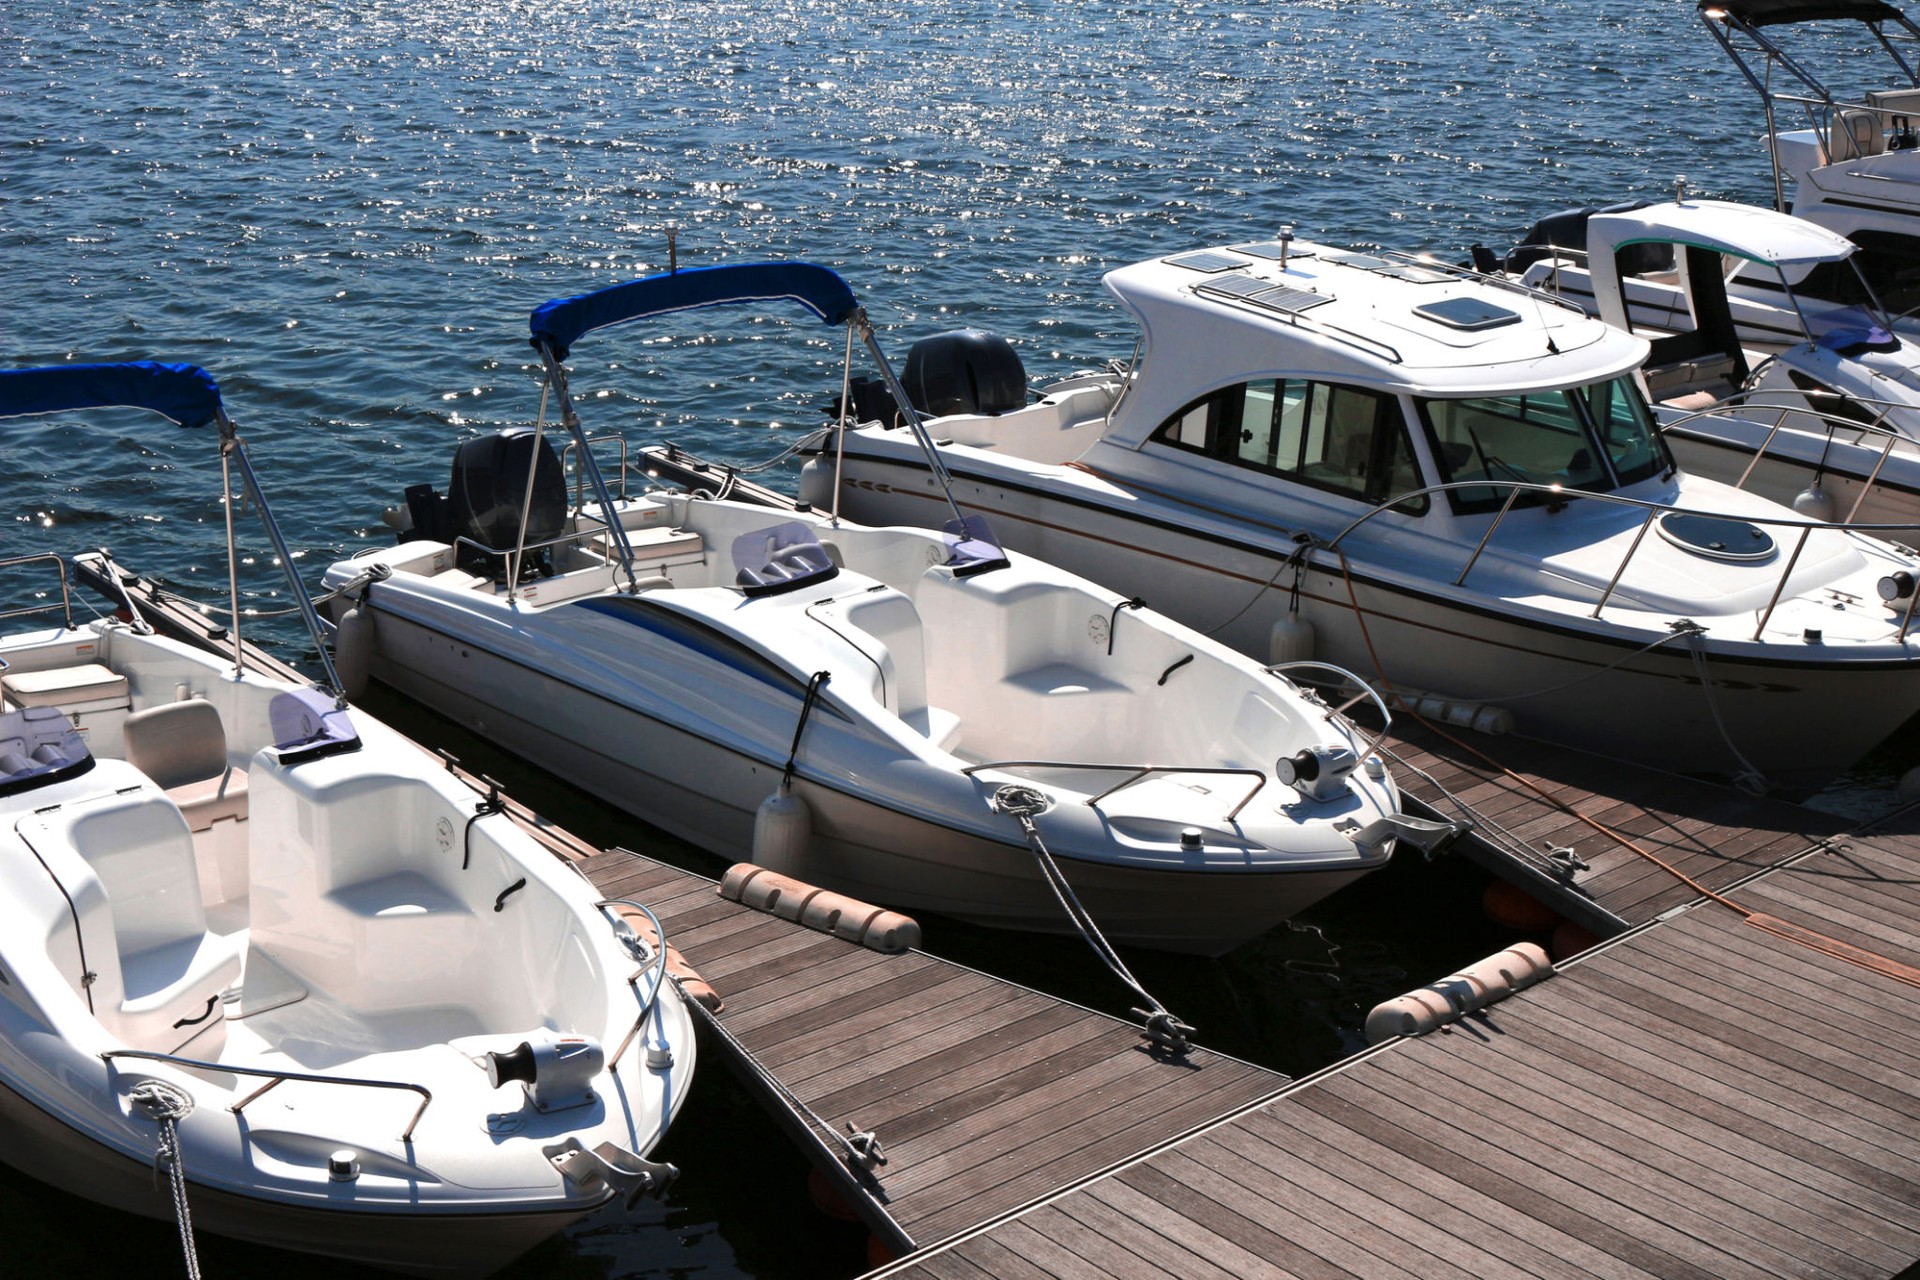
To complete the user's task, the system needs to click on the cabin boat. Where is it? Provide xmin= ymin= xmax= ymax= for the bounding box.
xmin=1701 ymin=0 xmax=1920 ymax=307
xmin=1493 ymin=196 xmax=1920 ymax=526
xmin=320 ymin=264 xmax=1420 ymax=957
xmin=0 ymin=363 xmax=695 ymax=1278
xmin=811 ymin=238 xmax=1920 ymax=792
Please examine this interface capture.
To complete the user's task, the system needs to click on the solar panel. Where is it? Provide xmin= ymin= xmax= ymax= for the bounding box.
xmin=1165 ymin=250 xmax=1249 ymax=274
xmin=1196 ymin=274 xmax=1335 ymax=315
xmin=1236 ymin=241 xmax=1317 ymax=261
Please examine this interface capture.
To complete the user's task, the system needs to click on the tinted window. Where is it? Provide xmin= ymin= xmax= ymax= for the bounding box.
xmin=1152 ymin=379 xmax=1427 ymax=512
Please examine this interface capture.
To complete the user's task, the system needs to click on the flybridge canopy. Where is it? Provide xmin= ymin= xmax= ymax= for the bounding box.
xmin=1701 ymin=1 xmax=1904 ymax=25
xmin=529 ymin=261 xmax=859 ymax=359
xmin=0 ymin=362 xmax=224 ymax=428
xmin=1586 ymin=200 xmax=1855 ymax=268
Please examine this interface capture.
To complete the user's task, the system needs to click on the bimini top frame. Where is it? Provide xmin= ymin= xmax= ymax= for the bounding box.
xmin=526 ymin=262 xmax=992 ymax=595
xmin=0 ymin=361 xmax=347 ymax=697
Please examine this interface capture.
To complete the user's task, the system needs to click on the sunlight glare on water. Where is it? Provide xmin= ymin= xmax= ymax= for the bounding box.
xmin=1 ymin=1 xmax=1909 ymax=1275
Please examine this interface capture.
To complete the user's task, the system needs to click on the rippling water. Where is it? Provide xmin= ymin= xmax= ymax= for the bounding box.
xmin=2 ymin=2 xmax=1907 ymax=1276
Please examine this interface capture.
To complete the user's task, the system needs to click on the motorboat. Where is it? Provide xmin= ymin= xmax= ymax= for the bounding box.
xmin=0 ymin=363 xmax=696 ymax=1278
xmin=1701 ymin=0 xmax=1920 ymax=306
xmin=1485 ymin=195 xmax=1920 ymax=526
xmin=809 ymin=237 xmax=1920 ymax=792
xmin=319 ymin=263 xmax=1420 ymax=958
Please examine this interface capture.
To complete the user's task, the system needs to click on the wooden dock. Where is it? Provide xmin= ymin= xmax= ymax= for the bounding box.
xmin=1380 ymin=718 xmax=1848 ymax=933
xmin=578 ymin=847 xmax=1287 ymax=1256
xmin=866 ymin=805 xmax=1920 ymax=1280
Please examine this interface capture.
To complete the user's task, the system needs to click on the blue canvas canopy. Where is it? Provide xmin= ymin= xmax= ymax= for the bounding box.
xmin=529 ymin=262 xmax=859 ymax=358
xmin=0 ymin=362 xmax=224 ymax=428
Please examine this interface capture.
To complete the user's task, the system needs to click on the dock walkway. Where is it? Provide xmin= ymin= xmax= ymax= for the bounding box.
xmin=579 ymin=848 xmax=1287 ymax=1256
xmin=869 ymin=811 xmax=1920 ymax=1280
xmin=1382 ymin=718 xmax=1848 ymax=932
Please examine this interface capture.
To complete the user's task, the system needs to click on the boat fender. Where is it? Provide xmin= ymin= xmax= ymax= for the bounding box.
xmin=798 ymin=456 xmax=837 ymax=512
xmin=1791 ymin=482 xmax=1837 ymax=524
xmin=1268 ymin=614 xmax=1316 ymax=664
xmin=752 ymin=786 xmax=812 ymax=877
xmin=1364 ymin=942 xmax=1552 ymax=1044
xmin=334 ymin=599 xmax=375 ymax=701
xmin=1409 ymin=693 xmax=1514 ymax=737
xmin=720 ymin=864 xmax=922 ymax=952
xmin=485 ymin=1029 xmax=605 ymax=1112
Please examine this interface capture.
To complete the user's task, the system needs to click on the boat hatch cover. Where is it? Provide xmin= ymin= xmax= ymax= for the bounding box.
xmin=1165 ymin=249 xmax=1250 ymax=274
xmin=1196 ymin=273 xmax=1336 ymax=315
xmin=1412 ymin=297 xmax=1523 ymax=332
xmin=1656 ymin=512 xmax=1779 ymax=562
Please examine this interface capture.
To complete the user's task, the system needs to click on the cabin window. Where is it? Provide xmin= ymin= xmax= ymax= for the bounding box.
xmin=1151 ymin=379 xmax=1427 ymax=513
xmin=1417 ymin=375 xmax=1668 ymax=513
xmin=1746 ymin=228 xmax=1920 ymax=315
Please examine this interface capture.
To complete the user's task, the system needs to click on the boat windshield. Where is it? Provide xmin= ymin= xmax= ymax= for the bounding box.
xmin=1416 ymin=375 xmax=1669 ymax=514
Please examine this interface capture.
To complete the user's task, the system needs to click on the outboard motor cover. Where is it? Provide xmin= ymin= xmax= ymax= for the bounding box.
xmin=902 ymin=330 xmax=1027 ymax=418
xmin=447 ymin=429 xmax=568 ymax=574
xmin=1507 ymin=200 xmax=1666 ymax=276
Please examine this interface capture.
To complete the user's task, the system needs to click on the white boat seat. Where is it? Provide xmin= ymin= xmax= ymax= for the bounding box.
xmin=1829 ymin=108 xmax=1886 ymax=162
xmin=1 ymin=663 xmax=129 ymax=713
xmin=830 ymin=587 xmax=930 ymax=722
xmin=25 ymin=788 xmax=242 ymax=1051
xmin=123 ymin=700 xmax=248 ymax=831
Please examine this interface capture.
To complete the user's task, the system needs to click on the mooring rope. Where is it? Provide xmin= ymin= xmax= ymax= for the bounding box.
xmin=987 ymin=783 xmax=1192 ymax=1055
xmin=1325 ymin=545 xmax=1920 ymax=991
xmin=131 ymin=1080 xmax=203 ymax=1280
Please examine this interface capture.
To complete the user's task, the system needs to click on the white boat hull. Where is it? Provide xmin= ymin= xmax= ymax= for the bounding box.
xmin=833 ymin=455 xmax=1920 ymax=790
xmin=356 ymin=602 xmax=1376 ymax=955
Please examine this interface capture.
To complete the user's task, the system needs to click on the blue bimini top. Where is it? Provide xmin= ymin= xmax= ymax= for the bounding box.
xmin=0 ymin=362 xmax=224 ymax=428
xmin=529 ymin=261 xmax=859 ymax=358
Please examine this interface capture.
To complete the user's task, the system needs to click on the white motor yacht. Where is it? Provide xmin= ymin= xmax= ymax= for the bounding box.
xmin=1702 ymin=0 xmax=1920 ymax=299
xmin=321 ymin=263 xmax=1421 ymax=958
xmin=0 ymin=363 xmax=696 ymax=1278
xmin=812 ymin=238 xmax=1920 ymax=791
xmin=1489 ymin=196 xmax=1920 ymax=526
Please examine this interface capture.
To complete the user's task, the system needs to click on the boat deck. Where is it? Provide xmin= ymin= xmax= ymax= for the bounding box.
xmin=869 ymin=810 xmax=1920 ymax=1280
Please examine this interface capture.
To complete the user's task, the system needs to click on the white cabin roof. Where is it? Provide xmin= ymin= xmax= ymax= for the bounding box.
xmin=1587 ymin=199 xmax=1856 ymax=268
xmin=1100 ymin=239 xmax=1649 ymax=448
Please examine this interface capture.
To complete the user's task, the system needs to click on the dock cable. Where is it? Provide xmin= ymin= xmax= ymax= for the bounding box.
xmin=1326 ymin=545 xmax=1920 ymax=993
xmin=987 ymin=783 xmax=1194 ymax=1056
xmin=131 ymin=1080 xmax=204 ymax=1279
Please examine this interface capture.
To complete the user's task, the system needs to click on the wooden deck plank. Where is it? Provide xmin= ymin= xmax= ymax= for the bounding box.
xmin=1092 ymin=1169 xmax=1356 ymax=1280
xmin=1383 ymin=1023 xmax=1891 ymax=1276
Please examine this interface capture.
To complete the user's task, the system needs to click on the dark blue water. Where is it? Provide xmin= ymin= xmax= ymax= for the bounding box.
xmin=2 ymin=2 xmax=1907 ymax=1275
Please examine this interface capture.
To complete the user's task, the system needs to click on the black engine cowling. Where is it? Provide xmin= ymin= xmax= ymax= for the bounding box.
xmin=901 ymin=329 xmax=1027 ymax=418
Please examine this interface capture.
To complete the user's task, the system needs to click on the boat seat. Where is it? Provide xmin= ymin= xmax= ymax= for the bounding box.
xmin=1 ymin=663 xmax=132 ymax=743
xmin=1829 ymin=108 xmax=1885 ymax=162
xmin=124 ymin=700 xmax=248 ymax=832
xmin=23 ymin=788 xmax=242 ymax=1052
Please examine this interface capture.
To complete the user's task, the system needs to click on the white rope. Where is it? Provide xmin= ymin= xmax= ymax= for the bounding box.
xmin=132 ymin=1080 xmax=204 ymax=1280
xmin=988 ymin=784 xmax=1193 ymax=1055
xmin=1680 ymin=627 xmax=1769 ymax=794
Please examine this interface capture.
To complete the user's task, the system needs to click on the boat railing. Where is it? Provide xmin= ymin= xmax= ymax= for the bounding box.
xmin=1663 ymin=390 xmax=1918 ymax=521
xmin=1265 ymin=659 xmax=1394 ymax=762
xmin=594 ymin=897 xmax=674 ymax=1072
xmin=960 ymin=760 xmax=1270 ymax=822
xmin=562 ymin=433 xmax=631 ymax=508
xmin=0 ymin=552 xmax=76 ymax=631
xmin=101 ymin=1047 xmax=434 ymax=1143
xmin=1377 ymin=248 xmax=1588 ymax=316
xmin=1320 ymin=479 xmax=1920 ymax=642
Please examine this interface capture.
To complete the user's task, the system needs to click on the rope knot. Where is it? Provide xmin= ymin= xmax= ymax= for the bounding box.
xmin=989 ymin=783 xmax=1053 ymax=820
